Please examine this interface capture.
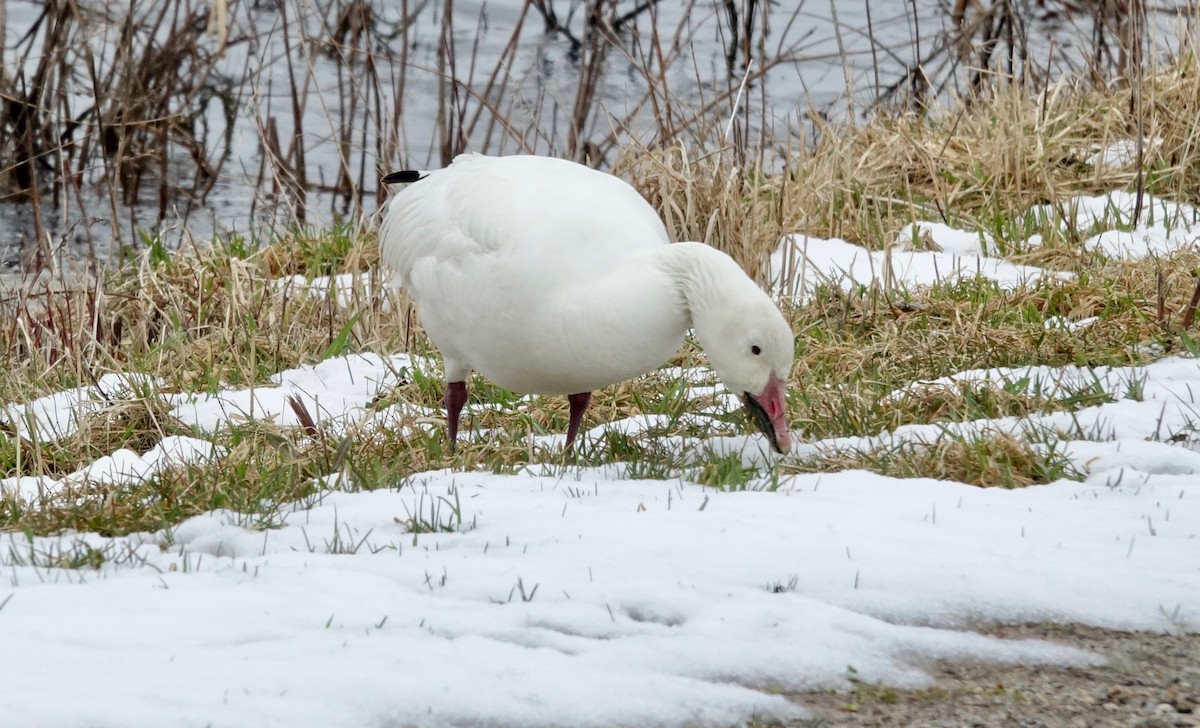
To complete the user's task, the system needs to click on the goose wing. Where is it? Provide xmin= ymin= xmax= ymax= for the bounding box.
xmin=378 ymin=154 xmax=669 ymax=289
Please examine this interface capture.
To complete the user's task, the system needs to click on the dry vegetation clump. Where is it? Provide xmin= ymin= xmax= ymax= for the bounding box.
xmin=621 ymin=51 xmax=1200 ymax=274
xmin=0 ymin=0 xmax=250 ymax=262
xmin=8 ymin=27 xmax=1200 ymax=534
xmin=784 ymin=432 xmax=1081 ymax=489
xmin=616 ymin=149 xmax=791 ymax=279
xmin=0 ymin=225 xmax=405 ymax=401
xmin=60 ymin=394 xmax=184 ymax=473
xmin=0 ymin=279 xmax=119 ymax=394
xmin=1 ymin=392 xmax=180 ymax=482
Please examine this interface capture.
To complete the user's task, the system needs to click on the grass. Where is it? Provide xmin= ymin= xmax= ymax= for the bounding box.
xmin=7 ymin=50 xmax=1200 ymax=539
xmin=786 ymin=433 xmax=1083 ymax=490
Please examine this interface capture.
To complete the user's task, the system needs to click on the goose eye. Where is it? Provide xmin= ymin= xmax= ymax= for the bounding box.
xmin=751 ymin=345 xmax=762 ymax=356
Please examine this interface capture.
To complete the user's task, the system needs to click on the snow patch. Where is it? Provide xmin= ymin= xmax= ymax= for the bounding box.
xmin=272 ymin=271 xmax=378 ymax=309
xmin=1077 ymin=138 xmax=1163 ymax=171
xmin=770 ymin=234 xmax=1065 ymax=301
xmin=896 ymin=220 xmax=999 ymax=256
xmin=0 ymin=372 xmax=156 ymax=441
xmin=1032 ymin=191 xmax=1200 ymax=259
xmin=3 ymin=470 xmax=1163 ymax=727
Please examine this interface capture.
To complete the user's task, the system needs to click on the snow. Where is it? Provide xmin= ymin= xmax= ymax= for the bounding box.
xmin=0 ymin=353 xmax=428 ymax=444
xmin=1043 ymin=190 xmax=1199 ymax=231
xmin=0 ymin=435 xmax=221 ymax=505
xmin=9 ymin=467 xmax=1190 ymax=727
xmin=167 ymin=352 xmax=420 ymax=435
xmin=770 ymin=190 xmax=1200 ymax=303
xmin=4 ymin=363 xmax=1199 ymax=728
xmin=2 ymin=207 xmax=1200 ymax=726
xmin=0 ymin=372 xmax=154 ymax=441
xmin=895 ymin=220 xmax=999 ymax=256
xmin=1034 ymin=190 xmax=1200 ymax=259
xmin=1043 ymin=315 xmax=1099 ymax=331
xmin=273 ymin=271 xmax=378 ymax=309
xmin=1077 ymin=138 xmax=1163 ymax=171
xmin=814 ymin=357 xmax=1200 ymax=482
xmin=770 ymin=233 xmax=1065 ymax=301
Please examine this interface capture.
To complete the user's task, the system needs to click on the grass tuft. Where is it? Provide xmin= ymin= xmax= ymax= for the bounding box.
xmin=787 ymin=433 xmax=1083 ymax=489
xmin=8 ymin=51 xmax=1200 ymax=539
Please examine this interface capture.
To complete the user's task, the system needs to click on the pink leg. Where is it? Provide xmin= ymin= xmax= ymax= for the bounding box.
xmin=446 ymin=381 xmax=468 ymax=448
xmin=565 ymin=392 xmax=592 ymax=452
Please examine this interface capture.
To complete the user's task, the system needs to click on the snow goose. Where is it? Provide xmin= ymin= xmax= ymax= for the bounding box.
xmin=379 ymin=154 xmax=794 ymax=453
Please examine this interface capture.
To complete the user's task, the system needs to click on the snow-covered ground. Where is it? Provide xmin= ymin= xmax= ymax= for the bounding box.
xmin=2 ymin=191 xmax=1199 ymax=727
xmin=769 ymin=190 xmax=1200 ymax=301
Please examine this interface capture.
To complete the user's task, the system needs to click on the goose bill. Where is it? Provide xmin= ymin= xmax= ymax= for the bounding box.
xmin=742 ymin=374 xmax=791 ymax=454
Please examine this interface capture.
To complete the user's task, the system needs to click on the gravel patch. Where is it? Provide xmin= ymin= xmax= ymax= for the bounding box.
xmin=787 ymin=624 xmax=1199 ymax=727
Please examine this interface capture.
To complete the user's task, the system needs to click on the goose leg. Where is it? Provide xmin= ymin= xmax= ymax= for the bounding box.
xmin=445 ymin=381 xmax=468 ymax=448
xmin=565 ymin=392 xmax=592 ymax=451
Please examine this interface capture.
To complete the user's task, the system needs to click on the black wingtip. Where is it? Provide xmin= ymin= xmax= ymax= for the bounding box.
xmin=382 ymin=170 xmax=426 ymax=185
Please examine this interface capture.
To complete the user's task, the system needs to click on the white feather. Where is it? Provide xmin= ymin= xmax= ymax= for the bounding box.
xmin=379 ymin=154 xmax=793 ymax=416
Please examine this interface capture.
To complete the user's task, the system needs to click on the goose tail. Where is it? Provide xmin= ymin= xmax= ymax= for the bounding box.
xmin=382 ymin=170 xmax=426 ymax=185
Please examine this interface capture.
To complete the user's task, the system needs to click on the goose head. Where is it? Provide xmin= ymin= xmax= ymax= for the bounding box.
xmin=690 ymin=281 xmax=795 ymax=454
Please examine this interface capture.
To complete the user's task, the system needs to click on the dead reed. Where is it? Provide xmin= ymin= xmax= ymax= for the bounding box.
xmin=5 ymin=0 xmax=1180 ymax=269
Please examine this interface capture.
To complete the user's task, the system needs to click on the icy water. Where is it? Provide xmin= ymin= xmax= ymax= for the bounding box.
xmin=0 ymin=0 xmax=1190 ymax=269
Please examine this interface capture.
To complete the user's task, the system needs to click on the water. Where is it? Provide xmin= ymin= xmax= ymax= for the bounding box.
xmin=0 ymin=0 xmax=1190 ymax=270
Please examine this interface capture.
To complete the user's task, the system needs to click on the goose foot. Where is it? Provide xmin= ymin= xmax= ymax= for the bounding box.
xmin=446 ymin=381 xmax=468 ymax=450
xmin=565 ymin=392 xmax=592 ymax=452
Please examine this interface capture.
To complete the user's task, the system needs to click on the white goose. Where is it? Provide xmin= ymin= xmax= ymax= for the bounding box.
xmin=379 ymin=154 xmax=794 ymax=453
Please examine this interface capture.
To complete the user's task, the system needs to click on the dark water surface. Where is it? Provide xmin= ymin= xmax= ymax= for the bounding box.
xmin=0 ymin=0 xmax=1190 ymax=270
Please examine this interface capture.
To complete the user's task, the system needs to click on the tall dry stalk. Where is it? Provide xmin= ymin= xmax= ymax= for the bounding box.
xmin=0 ymin=0 xmax=1189 ymax=274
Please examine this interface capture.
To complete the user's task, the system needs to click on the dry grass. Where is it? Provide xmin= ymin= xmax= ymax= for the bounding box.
xmin=2 ymin=0 xmax=822 ymax=258
xmin=7 ymin=49 xmax=1200 ymax=536
xmin=9 ymin=0 xmax=1166 ymax=265
xmin=785 ymin=433 xmax=1081 ymax=489
xmin=620 ymin=52 xmax=1200 ymax=276
xmin=1 ymin=225 xmax=398 ymax=398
